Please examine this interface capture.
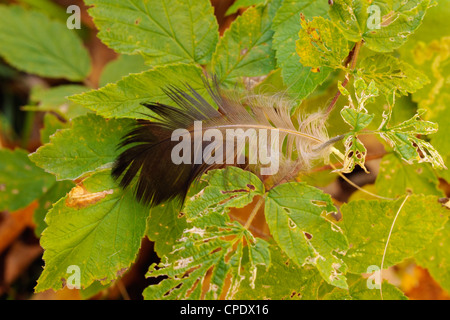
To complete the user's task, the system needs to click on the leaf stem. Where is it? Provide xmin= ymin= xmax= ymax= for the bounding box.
xmin=325 ymin=41 xmax=364 ymax=116
xmin=380 ymin=194 xmax=410 ymax=300
xmin=329 ymin=162 xmax=394 ymax=201
xmin=244 ymin=196 xmax=265 ymax=229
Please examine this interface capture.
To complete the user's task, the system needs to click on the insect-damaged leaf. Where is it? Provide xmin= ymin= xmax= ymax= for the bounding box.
xmin=35 ymin=170 xmax=148 ymax=292
xmin=329 ymin=0 xmax=432 ymax=52
xmin=296 ymin=16 xmax=349 ymax=70
xmin=236 ymin=244 xmax=323 ymax=300
xmin=378 ymin=110 xmax=446 ymax=170
xmin=272 ymin=0 xmax=331 ymax=99
xmin=337 ymin=79 xmax=376 ymax=173
xmin=143 ymin=220 xmax=271 ymax=300
xmin=357 ymin=54 xmax=430 ymax=100
xmin=264 ymin=182 xmax=349 ymax=289
xmin=146 ymin=199 xmax=188 ymax=258
xmin=183 ymin=167 xmax=264 ymax=222
xmin=336 ymin=134 xmax=369 ymax=174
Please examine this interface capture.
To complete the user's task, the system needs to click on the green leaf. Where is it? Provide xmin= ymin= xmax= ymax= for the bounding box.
xmin=184 ymin=167 xmax=264 ymax=221
xmin=0 ymin=5 xmax=90 ymax=80
xmin=340 ymin=196 xmax=448 ymax=273
xmin=378 ymin=110 xmax=446 ymax=169
xmin=295 ymin=16 xmax=349 ymax=70
xmin=23 ymin=85 xmax=90 ymax=120
xmin=18 ymin=0 xmax=69 ymax=22
xmin=29 ymin=114 xmax=134 ymax=180
xmin=143 ymin=220 xmax=271 ymax=299
xmin=40 ymin=113 xmax=69 ymax=145
xmin=79 ymin=281 xmax=111 ymax=300
xmin=322 ymin=274 xmax=407 ymax=300
xmin=415 ymin=220 xmax=450 ymax=293
xmin=84 ymin=0 xmax=219 ymax=67
xmin=236 ymin=244 xmax=323 ymax=299
xmin=353 ymin=77 xmax=380 ymax=108
xmin=69 ymin=64 xmax=209 ymax=119
xmin=211 ymin=1 xmax=280 ymax=85
xmin=99 ymin=54 xmax=149 ymax=87
xmin=146 ymin=200 xmax=188 ymax=257
xmin=0 ymin=148 xmax=55 ymax=212
xmin=375 ymin=153 xmax=443 ymax=198
xmin=329 ymin=0 xmax=432 ymax=52
xmin=34 ymin=180 xmax=74 ymax=237
xmin=272 ymin=0 xmax=331 ymax=99
xmin=225 ymin=0 xmax=267 ymax=16
xmin=35 ymin=170 xmax=149 ymax=292
xmin=341 ymin=108 xmax=375 ymax=132
xmin=357 ymin=54 xmax=430 ymax=99
xmin=265 ymin=182 xmax=349 ymax=288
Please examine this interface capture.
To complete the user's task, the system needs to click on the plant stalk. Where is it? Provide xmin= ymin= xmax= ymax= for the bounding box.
xmin=325 ymin=40 xmax=364 ymax=116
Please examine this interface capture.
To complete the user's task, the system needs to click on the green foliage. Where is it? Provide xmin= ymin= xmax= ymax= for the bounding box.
xmin=329 ymin=0 xmax=432 ymax=52
xmin=36 ymin=170 xmax=149 ymax=292
xmin=378 ymin=110 xmax=446 ymax=169
xmin=211 ymin=1 xmax=280 ymax=85
xmin=84 ymin=0 xmax=219 ymax=67
xmin=184 ymin=167 xmax=264 ymax=221
xmin=357 ymin=54 xmax=429 ymax=101
xmin=375 ymin=153 xmax=443 ymax=198
xmin=30 ymin=114 xmax=134 ymax=180
xmin=0 ymin=5 xmax=90 ymax=80
xmin=143 ymin=218 xmax=271 ymax=300
xmin=0 ymin=148 xmax=55 ymax=212
xmin=296 ymin=16 xmax=349 ymax=70
xmin=272 ymin=0 xmax=331 ymax=99
xmin=340 ymin=196 xmax=448 ymax=273
xmin=336 ymin=78 xmax=377 ymax=173
xmin=99 ymin=54 xmax=149 ymax=87
xmin=323 ymin=274 xmax=407 ymax=300
xmin=0 ymin=0 xmax=449 ymax=301
xmin=265 ymin=182 xmax=349 ymax=289
xmin=145 ymin=200 xmax=188 ymax=258
xmin=225 ymin=0 xmax=267 ymax=16
xmin=415 ymin=220 xmax=450 ymax=293
xmin=236 ymin=245 xmax=323 ymax=300
xmin=23 ymin=85 xmax=90 ymax=120
xmin=70 ymin=64 xmax=207 ymax=119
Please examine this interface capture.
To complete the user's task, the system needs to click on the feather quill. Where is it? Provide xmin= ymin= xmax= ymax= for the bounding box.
xmin=112 ymin=78 xmax=331 ymax=207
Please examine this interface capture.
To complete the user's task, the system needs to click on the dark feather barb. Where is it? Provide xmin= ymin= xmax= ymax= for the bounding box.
xmin=112 ymin=77 xmax=331 ymax=208
xmin=112 ymin=79 xmax=224 ymax=208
